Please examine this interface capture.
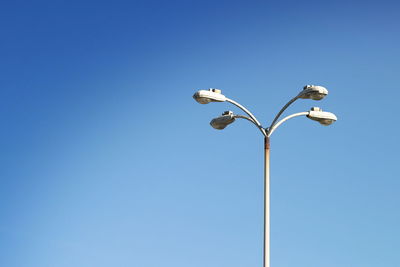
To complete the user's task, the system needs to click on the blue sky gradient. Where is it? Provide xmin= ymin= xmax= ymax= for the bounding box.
xmin=1 ymin=0 xmax=400 ymax=266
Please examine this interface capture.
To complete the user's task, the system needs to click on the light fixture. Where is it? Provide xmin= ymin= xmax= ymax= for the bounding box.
xmin=300 ymin=85 xmax=328 ymax=100
xmin=210 ymin=111 xmax=235 ymax=130
xmin=307 ymin=107 xmax=337 ymax=125
xmin=193 ymin=88 xmax=226 ymax=104
xmin=193 ymin=86 xmax=337 ymax=267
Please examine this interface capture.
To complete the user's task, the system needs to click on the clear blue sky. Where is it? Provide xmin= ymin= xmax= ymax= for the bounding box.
xmin=1 ymin=0 xmax=399 ymax=266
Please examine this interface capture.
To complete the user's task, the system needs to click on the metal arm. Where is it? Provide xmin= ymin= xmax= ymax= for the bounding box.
xmin=226 ymin=98 xmax=267 ymax=137
xmin=268 ymin=89 xmax=313 ymax=132
xmin=268 ymin=95 xmax=300 ymax=131
xmin=267 ymin=112 xmax=309 ymax=137
xmin=233 ymin=114 xmax=261 ymax=128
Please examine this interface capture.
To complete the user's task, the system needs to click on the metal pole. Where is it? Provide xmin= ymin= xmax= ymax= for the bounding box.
xmin=264 ymin=137 xmax=270 ymax=267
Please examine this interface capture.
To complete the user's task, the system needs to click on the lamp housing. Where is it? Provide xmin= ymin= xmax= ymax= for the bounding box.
xmin=300 ymin=85 xmax=328 ymax=100
xmin=307 ymin=107 xmax=337 ymax=126
xmin=193 ymin=88 xmax=226 ymax=104
xmin=210 ymin=111 xmax=235 ymax=130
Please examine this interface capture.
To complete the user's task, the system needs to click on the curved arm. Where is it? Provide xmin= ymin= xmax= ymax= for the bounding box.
xmin=267 ymin=112 xmax=309 ymax=137
xmin=226 ymin=98 xmax=263 ymax=126
xmin=268 ymin=95 xmax=300 ymax=131
xmin=234 ymin=114 xmax=261 ymax=128
xmin=267 ymin=89 xmax=314 ymax=132
xmin=226 ymin=98 xmax=267 ymax=137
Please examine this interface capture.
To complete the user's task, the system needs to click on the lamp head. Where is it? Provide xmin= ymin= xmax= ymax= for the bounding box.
xmin=300 ymin=85 xmax=328 ymax=100
xmin=193 ymin=88 xmax=226 ymax=104
xmin=210 ymin=111 xmax=235 ymax=130
xmin=307 ymin=107 xmax=337 ymax=126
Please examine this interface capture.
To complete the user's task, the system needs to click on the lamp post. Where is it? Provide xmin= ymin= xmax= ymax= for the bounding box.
xmin=193 ymin=86 xmax=337 ymax=267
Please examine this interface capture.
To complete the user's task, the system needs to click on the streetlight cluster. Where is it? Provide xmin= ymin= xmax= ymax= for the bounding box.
xmin=193 ymin=85 xmax=337 ymax=136
xmin=193 ymin=85 xmax=337 ymax=267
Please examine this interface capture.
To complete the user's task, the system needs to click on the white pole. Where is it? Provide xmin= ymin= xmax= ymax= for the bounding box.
xmin=264 ymin=137 xmax=270 ymax=267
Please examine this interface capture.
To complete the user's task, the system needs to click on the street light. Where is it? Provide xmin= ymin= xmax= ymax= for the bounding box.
xmin=210 ymin=111 xmax=236 ymax=130
xmin=307 ymin=107 xmax=337 ymax=125
xmin=193 ymin=88 xmax=227 ymax=104
xmin=300 ymin=85 xmax=328 ymax=100
xmin=193 ymin=85 xmax=337 ymax=267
